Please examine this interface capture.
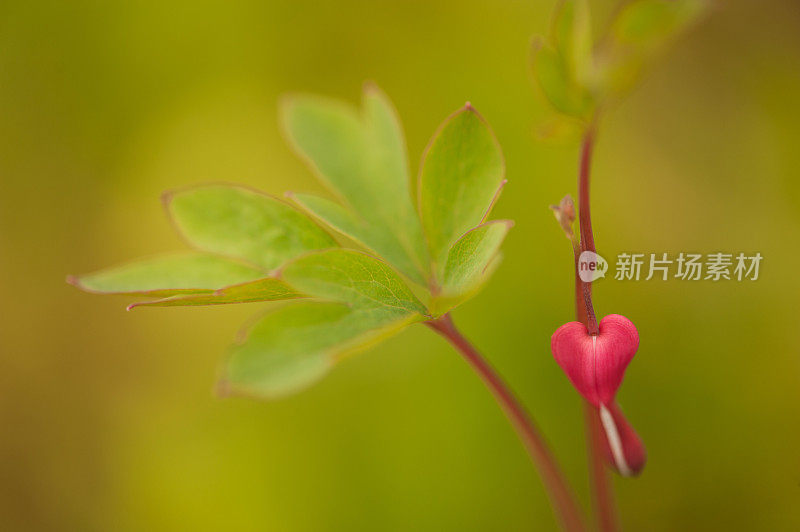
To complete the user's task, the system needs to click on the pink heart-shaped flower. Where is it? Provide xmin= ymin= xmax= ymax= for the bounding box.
xmin=550 ymin=314 xmax=639 ymax=407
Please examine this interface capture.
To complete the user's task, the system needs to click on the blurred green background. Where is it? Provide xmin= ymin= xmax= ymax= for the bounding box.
xmin=2 ymin=0 xmax=799 ymax=530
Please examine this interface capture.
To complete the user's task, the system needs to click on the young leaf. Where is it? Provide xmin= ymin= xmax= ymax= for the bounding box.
xmin=433 ymin=220 xmax=513 ymax=314
xmin=166 ymin=184 xmax=337 ymax=271
xmin=614 ymin=0 xmax=706 ymax=48
xmin=68 ymin=252 xmax=265 ymax=298
xmin=127 ymin=277 xmax=303 ymax=309
xmin=280 ymin=249 xmax=428 ymax=315
xmin=531 ymin=38 xmax=594 ymax=119
xmin=281 ymin=85 xmax=429 ymax=285
xmin=594 ymin=0 xmax=709 ymax=101
xmin=418 ymin=105 xmax=505 ymax=273
xmin=222 ymin=301 xmax=423 ymax=398
xmin=552 ymin=0 xmax=593 ymax=85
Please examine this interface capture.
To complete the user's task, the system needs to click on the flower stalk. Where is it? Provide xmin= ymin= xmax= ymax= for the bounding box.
xmin=576 ymin=125 xmax=618 ymax=531
xmin=577 ymin=124 xmax=599 ymax=336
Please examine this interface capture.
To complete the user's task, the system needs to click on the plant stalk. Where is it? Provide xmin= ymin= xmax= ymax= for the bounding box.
xmin=577 ymin=125 xmax=618 ymax=532
xmin=585 ymin=403 xmax=618 ymax=532
xmin=578 ymin=125 xmax=599 ymax=336
xmin=427 ymin=313 xmax=584 ymax=532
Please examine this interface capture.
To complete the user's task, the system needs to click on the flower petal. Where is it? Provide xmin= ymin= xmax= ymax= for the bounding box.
xmin=551 ymin=314 xmax=639 ymax=406
xmin=599 ymin=401 xmax=647 ymax=477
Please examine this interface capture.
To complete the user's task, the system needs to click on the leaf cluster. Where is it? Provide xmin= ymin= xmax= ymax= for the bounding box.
xmin=532 ymin=0 xmax=709 ymax=139
xmin=70 ymin=85 xmax=511 ymax=398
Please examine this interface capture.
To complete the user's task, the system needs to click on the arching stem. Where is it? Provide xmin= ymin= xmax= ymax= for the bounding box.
xmin=427 ymin=313 xmax=585 ymax=532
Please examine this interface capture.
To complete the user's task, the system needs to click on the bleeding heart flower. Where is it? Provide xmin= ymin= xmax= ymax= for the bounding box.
xmin=550 ymin=314 xmax=639 ymax=407
xmin=551 ymin=314 xmax=646 ymax=476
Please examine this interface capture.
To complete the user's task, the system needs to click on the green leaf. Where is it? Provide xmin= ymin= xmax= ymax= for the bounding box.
xmin=222 ymin=301 xmax=422 ymax=398
xmin=281 ymin=85 xmax=429 ymax=285
xmin=166 ymin=184 xmax=337 ymax=271
xmin=532 ymin=38 xmax=594 ymax=118
xmin=614 ymin=0 xmax=706 ymax=48
xmin=289 ymin=192 xmax=368 ymax=252
xmin=281 ymin=249 xmax=428 ymax=315
xmin=433 ymin=220 xmax=512 ymax=314
xmin=223 ymin=249 xmax=428 ymax=398
xmin=127 ymin=277 xmax=303 ymax=309
xmin=594 ymin=0 xmax=708 ymax=100
xmin=68 ymin=252 xmax=264 ymax=298
xmin=418 ymin=105 xmax=506 ymax=273
xmin=552 ymin=0 xmax=593 ymax=84
xmin=289 ymin=192 xmax=429 ymax=287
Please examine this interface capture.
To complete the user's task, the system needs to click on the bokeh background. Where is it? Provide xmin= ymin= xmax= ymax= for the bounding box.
xmin=2 ymin=0 xmax=799 ymax=530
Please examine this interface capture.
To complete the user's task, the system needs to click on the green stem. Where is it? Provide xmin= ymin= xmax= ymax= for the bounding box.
xmin=427 ymin=313 xmax=585 ymax=532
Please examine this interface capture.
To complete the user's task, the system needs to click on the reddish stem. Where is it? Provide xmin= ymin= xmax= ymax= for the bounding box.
xmin=585 ymin=403 xmax=619 ymax=532
xmin=427 ymin=314 xmax=585 ymax=532
xmin=578 ymin=126 xmax=599 ymax=336
xmin=578 ymin=127 xmax=596 ymax=254
xmin=576 ymin=126 xmax=618 ymax=531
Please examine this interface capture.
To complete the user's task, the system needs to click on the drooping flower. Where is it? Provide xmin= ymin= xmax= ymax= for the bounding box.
xmin=551 ymin=314 xmax=638 ymax=407
xmin=551 ymin=314 xmax=646 ymax=476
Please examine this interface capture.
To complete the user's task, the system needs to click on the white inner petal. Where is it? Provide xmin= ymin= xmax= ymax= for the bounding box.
xmin=600 ymin=404 xmax=632 ymax=477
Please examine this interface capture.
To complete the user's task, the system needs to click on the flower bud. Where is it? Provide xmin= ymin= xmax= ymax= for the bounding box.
xmin=549 ymin=194 xmax=577 ymax=241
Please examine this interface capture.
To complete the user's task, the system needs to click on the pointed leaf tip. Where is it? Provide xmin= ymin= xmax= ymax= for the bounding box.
xmin=216 ymin=379 xmax=232 ymax=398
xmin=362 ymin=80 xmax=380 ymax=94
xmin=160 ymin=188 xmax=175 ymax=209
